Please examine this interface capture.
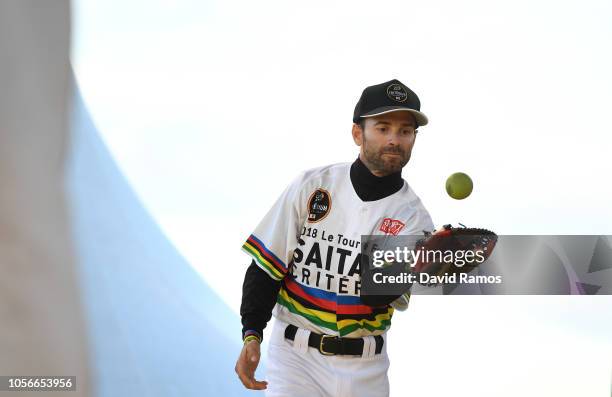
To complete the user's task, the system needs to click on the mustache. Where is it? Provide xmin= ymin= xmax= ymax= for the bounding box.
xmin=381 ymin=147 xmax=404 ymax=154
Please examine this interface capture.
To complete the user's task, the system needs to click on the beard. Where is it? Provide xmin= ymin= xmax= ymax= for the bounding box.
xmin=362 ymin=138 xmax=411 ymax=175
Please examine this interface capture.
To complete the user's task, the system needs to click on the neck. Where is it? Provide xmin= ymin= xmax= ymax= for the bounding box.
xmin=350 ymin=156 xmax=403 ymax=201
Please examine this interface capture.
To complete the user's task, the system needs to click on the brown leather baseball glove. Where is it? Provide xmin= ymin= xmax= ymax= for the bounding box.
xmin=412 ymin=224 xmax=498 ymax=284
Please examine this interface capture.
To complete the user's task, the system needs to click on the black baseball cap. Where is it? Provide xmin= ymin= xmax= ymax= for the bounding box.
xmin=353 ymin=79 xmax=428 ymax=127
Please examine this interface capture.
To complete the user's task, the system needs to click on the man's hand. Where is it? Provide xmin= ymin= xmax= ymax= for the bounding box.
xmin=235 ymin=339 xmax=267 ymax=390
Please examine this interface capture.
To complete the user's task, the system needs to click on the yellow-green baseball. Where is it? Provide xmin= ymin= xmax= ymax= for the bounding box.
xmin=446 ymin=172 xmax=473 ymax=200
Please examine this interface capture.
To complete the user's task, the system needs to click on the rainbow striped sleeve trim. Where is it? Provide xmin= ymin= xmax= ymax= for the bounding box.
xmin=242 ymin=234 xmax=288 ymax=281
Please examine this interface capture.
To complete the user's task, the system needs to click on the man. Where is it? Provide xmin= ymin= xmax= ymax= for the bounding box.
xmin=235 ymin=79 xmax=434 ymax=396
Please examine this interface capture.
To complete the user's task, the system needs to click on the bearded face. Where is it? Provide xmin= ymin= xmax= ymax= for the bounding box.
xmin=361 ymin=132 xmax=412 ymax=175
xmin=356 ymin=112 xmax=417 ymax=176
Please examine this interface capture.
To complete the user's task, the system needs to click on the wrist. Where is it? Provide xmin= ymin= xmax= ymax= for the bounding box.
xmin=242 ymin=329 xmax=262 ymax=344
xmin=243 ymin=335 xmax=261 ymax=345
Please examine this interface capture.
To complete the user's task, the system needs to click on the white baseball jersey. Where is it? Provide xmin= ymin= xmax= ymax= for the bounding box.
xmin=242 ymin=162 xmax=434 ymax=338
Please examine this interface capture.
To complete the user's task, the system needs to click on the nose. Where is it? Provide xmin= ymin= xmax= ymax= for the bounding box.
xmin=387 ymin=130 xmax=401 ymax=145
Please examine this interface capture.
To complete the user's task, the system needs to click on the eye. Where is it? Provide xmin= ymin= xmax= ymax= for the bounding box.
xmin=377 ymin=127 xmax=388 ymax=133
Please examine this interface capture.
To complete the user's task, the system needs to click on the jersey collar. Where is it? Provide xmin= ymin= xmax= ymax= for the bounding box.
xmin=349 ymin=157 xmax=404 ymax=202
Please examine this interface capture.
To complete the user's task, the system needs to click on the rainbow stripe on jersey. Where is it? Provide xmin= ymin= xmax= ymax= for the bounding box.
xmin=243 ymin=234 xmax=394 ymax=336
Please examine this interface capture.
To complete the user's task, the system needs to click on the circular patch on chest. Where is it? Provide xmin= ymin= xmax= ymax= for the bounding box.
xmin=307 ymin=189 xmax=331 ymax=223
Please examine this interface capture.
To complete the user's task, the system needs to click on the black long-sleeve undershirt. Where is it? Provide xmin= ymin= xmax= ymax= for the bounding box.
xmin=240 ymin=156 xmax=408 ymax=340
xmin=240 ymin=260 xmax=281 ymax=340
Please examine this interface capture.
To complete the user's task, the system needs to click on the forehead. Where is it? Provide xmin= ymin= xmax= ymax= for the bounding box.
xmin=363 ymin=111 xmax=416 ymax=126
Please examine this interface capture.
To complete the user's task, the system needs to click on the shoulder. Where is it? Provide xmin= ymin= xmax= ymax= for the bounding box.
xmin=301 ymin=162 xmax=350 ymax=181
xmin=279 ymin=163 xmax=350 ymax=204
xmin=398 ymin=181 xmax=426 ymax=207
xmin=396 ymin=181 xmax=435 ymax=232
xmin=293 ymin=162 xmax=350 ymax=189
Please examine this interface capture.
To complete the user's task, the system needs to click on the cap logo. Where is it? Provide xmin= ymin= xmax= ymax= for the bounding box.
xmin=386 ymin=83 xmax=408 ymax=103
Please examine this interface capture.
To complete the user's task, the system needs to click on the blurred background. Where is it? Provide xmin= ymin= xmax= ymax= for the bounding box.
xmin=71 ymin=0 xmax=612 ymax=306
xmin=1 ymin=0 xmax=610 ymax=396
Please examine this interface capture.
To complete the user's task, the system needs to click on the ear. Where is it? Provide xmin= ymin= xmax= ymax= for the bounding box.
xmin=352 ymin=123 xmax=363 ymax=146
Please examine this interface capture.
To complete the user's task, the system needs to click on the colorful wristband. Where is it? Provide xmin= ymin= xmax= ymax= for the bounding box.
xmin=243 ymin=335 xmax=261 ymax=344
xmin=243 ymin=329 xmax=262 ymax=341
